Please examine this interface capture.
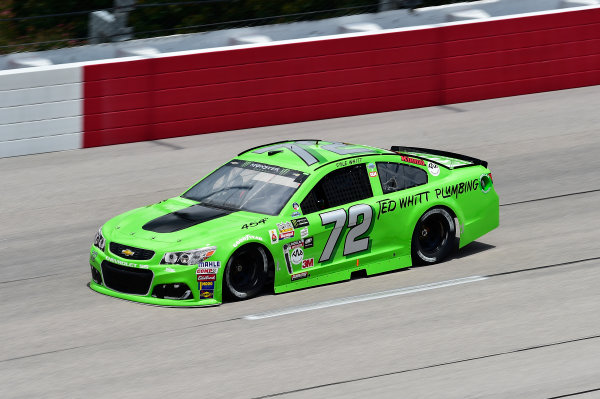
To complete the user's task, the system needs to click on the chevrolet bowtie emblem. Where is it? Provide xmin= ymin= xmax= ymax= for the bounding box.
xmin=122 ymin=249 xmax=135 ymax=256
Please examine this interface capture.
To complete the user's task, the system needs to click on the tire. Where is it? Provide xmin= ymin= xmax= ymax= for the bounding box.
xmin=411 ymin=207 xmax=456 ymax=265
xmin=224 ymin=245 xmax=268 ymax=300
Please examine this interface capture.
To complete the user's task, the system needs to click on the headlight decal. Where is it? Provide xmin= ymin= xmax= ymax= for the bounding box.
xmin=161 ymin=246 xmax=217 ymax=266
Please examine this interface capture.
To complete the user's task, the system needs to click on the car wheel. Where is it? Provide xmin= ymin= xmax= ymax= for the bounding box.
xmin=412 ymin=207 xmax=456 ymax=265
xmin=224 ymin=245 xmax=268 ymax=300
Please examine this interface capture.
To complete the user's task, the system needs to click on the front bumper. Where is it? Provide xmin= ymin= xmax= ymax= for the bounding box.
xmin=89 ymin=247 xmax=222 ymax=307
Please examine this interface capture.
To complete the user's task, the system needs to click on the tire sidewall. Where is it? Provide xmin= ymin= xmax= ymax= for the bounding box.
xmin=224 ymin=245 xmax=268 ymax=300
xmin=412 ymin=207 xmax=456 ymax=264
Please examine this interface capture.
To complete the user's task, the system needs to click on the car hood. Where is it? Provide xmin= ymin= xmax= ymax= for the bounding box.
xmin=104 ymin=197 xmax=270 ymax=246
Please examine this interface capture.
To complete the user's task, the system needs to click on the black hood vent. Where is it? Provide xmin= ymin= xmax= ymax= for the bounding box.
xmin=142 ymin=204 xmax=234 ymax=233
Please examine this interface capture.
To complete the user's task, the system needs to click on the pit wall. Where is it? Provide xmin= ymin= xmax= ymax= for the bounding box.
xmin=0 ymin=6 xmax=599 ymax=157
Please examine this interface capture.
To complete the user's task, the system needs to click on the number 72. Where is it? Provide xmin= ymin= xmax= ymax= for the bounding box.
xmin=319 ymin=204 xmax=373 ymax=263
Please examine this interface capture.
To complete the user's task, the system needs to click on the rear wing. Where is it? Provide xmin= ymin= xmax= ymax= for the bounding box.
xmin=390 ymin=146 xmax=488 ymax=169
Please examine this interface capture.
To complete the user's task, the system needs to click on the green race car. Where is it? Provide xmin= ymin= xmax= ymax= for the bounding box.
xmin=89 ymin=140 xmax=498 ymax=306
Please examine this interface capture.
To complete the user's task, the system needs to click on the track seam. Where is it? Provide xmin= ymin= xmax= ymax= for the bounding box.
xmin=500 ymin=188 xmax=600 ymax=207
xmin=250 ymin=334 xmax=600 ymax=398
xmin=547 ymin=388 xmax=600 ymax=398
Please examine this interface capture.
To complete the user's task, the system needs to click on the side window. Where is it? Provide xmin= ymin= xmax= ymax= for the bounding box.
xmin=301 ymin=164 xmax=373 ymax=214
xmin=376 ymin=162 xmax=427 ymax=194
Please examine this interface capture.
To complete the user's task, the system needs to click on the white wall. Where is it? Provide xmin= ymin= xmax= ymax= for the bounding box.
xmin=0 ymin=65 xmax=82 ymax=157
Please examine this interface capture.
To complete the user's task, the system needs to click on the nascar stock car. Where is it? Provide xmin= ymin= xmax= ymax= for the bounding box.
xmin=89 ymin=140 xmax=498 ymax=306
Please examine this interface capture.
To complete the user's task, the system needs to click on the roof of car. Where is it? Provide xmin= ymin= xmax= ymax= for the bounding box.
xmin=237 ymin=140 xmax=393 ymax=172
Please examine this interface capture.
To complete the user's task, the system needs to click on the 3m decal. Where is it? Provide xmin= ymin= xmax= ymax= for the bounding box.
xmin=319 ymin=204 xmax=373 ymax=262
xmin=435 ymin=179 xmax=479 ymax=199
xmin=291 ymin=272 xmax=308 ymax=281
xmin=303 ymin=236 xmax=314 ymax=248
xmin=301 ymin=258 xmax=314 ymax=269
xmin=241 ymin=218 xmax=268 ymax=229
xmin=233 ymin=234 xmax=264 ymax=248
xmin=427 ymin=162 xmax=440 ymax=176
xmin=291 ymin=217 xmax=309 ymax=228
xmin=301 ymin=227 xmax=309 ymax=238
xmin=291 ymin=247 xmax=304 ymax=265
xmin=401 ymin=156 xmax=425 ymax=166
xmin=269 ymin=229 xmax=279 ymax=244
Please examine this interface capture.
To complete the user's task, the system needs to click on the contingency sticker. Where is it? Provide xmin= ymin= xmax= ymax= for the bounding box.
xmin=368 ymin=163 xmax=377 ymax=178
xmin=277 ymin=221 xmax=295 ymax=240
xmin=428 ymin=161 xmax=440 ymax=176
xmin=269 ymin=229 xmax=279 ymax=244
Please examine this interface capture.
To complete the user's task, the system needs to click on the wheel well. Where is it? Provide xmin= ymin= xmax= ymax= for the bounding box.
xmin=411 ymin=205 xmax=459 ymax=254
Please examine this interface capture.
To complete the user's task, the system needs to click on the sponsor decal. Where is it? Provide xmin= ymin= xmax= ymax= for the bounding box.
xmin=104 ymin=256 xmax=149 ymax=269
xmin=303 ymin=236 xmax=314 ymax=248
xmin=290 ymin=247 xmax=304 ymax=265
xmin=196 ymin=267 xmax=219 ymax=274
xmin=291 ymin=271 xmax=308 ymax=281
xmin=301 ymin=227 xmax=309 ymax=238
xmin=269 ymin=229 xmax=279 ymax=244
xmin=197 ymin=274 xmax=217 ymax=282
xmin=335 ymin=158 xmax=362 ymax=168
xmin=291 ymin=217 xmax=309 ymax=228
xmin=301 ymin=258 xmax=314 ymax=269
xmin=291 ymin=211 xmax=301 ymax=217
xmin=368 ymin=162 xmax=378 ymax=178
xmin=277 ymin=221 xmax=295 ymax=240
xmin=435 ymin=179 xmax=479 ymax=199
xmin=200 ymin=290 xmax=214 ymax=299
xmin=165 ymin=267 xmax=176 ymax=273
xmin=401 ymin=156 xmax=425 ymax=166
xmin=428 ymin=162 xmax=440 ymax=176
xmin=90 ymin=251 xmax=98 ymax=261
xmin=292 ymin=202 xmax=300 ymax=210
xmin=233 ymin=234 xmax=264 ymax=248
xmin=241 ymin=218 xmax=268 ymax=229
xmin=198 ymin=261 xmax=221 ymax=268
xmin=375 ymin=191 xmax=429 ymax=219
xmin=199 ymin=281 xmax=215 ymax=290
xmin=289 ymin=240 xmax=304 ymax=250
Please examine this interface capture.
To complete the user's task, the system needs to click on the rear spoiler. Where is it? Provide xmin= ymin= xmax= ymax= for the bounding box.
xmin=390 ymin=146 xmax=488 ymax=169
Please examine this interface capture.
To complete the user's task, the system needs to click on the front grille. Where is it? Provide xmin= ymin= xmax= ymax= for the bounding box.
xmin=101 ymin=261 xmax=153 ymax=295
xmin=109 ymin=242 xmax=155 ymax=261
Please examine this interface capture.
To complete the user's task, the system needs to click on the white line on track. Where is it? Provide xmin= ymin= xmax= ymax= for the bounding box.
xmin=244 ymin=275 xmax=487 ymax=320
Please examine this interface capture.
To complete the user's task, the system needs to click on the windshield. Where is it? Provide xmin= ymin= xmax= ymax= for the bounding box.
xmin=183 ymin=160 xmax=308 ymax=215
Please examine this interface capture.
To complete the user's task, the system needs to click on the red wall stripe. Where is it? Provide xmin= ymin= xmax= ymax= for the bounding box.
xmin=83 ymin=7 xmax=600 ymax=148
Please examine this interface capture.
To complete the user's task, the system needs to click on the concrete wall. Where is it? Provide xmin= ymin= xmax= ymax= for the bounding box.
xmin=0 ymin=65 xmax=82 ymax=157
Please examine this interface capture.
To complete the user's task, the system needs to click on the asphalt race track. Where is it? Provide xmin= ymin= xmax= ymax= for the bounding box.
xmin=1 ymin=86 xmax=600 ymax=399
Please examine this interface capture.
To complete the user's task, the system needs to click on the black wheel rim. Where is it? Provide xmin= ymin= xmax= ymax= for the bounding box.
xmin=418 ymin=214 xmax=448 ymax=257
xmin=228 ymin=248 xmax=262 ymax=294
